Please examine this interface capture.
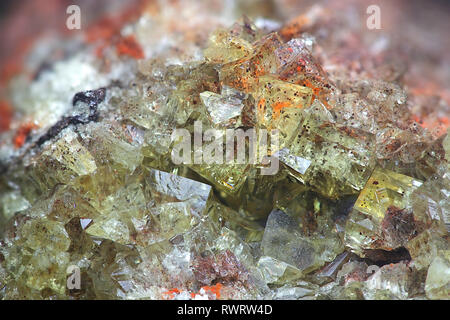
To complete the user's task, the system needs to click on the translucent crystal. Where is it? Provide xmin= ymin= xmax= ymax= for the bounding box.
xmin=261 ymin=209 xmax=343 ymax=274
xmin=1 ymin=217 xmax=71 ymax=298
xmin=318 ymin=280 xmax=365 ymax=300
xmin=0 ymin=191 xmax=30 ymax=222
xmin=85 ymin=239 xmax=142 ymax=299
xmin=166 ymin=63 xmax=220 ymax=126
xmin=406 ymin=229 xmax=449 ymax=271
xmin=281 ymin=105 xmax=376 ymax=198
xmin=254 ymin=75 xmax=313 ymax=148
xmin=256 ymin=256 xmax=303 ymax=285
xmin=86 ymin=168 xmax=212 ymax=245
xmin=363 ymin=262 xmax=422 ymax=300
xmin=79 ymin=123 xmax=143 ymax=172
xmin=336 ymin=260 xmax=369 ymax=285
xmin=204 ymin=23 xmax=257 ymax=63
xmin=85 ymin=180 xmax=146 ymax=244
xmin=43 ymin=129 xmax=97 ymax=176
xmin=272 ymin=282 xmax=318 ymax=300
xmin=220 ymin=33 xmax=283 ymax=92
xmin=207 ymin=199 xmax=264 ymax=242
xmin=345 ymin=167 xmax=424 ymax=256
xmin=177 ymin=122 xmax=256 ymax=195
xmin=410 ymin=169 xmax=450 ymax=233
xmin=425 ymin=251 xmax=450 ymax=299
xmin=121 ymin=99 xmax=175 ymax=156
xmin=318 ymin=252 xmax=350 ymax=281
xmin=274 ymin=148 xmax=311 ymax=175
xmin=276 ymin=38 xmax=332 ymax=98
xmin=199 ymin=90 xmax=244 ymax=126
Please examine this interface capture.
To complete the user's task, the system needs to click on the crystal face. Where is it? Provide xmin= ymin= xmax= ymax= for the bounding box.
xmin=281 ymin=106 xmax=377 ymax=199
xmin=425 ymin=251 xmax=450 ymax=299
xmin=85 ymin=168 xmax=212 ymax=245
xmin=0 ymin=0 xmax=449 ymax=300
xmin=344 ymin=168 xmax=425 ymax=255
xmin=261 ymin=209 xmax=343 ymax=274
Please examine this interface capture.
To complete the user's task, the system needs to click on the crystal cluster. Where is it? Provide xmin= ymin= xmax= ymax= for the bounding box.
xmin=0 ymin=0 xmax=449 ymax=300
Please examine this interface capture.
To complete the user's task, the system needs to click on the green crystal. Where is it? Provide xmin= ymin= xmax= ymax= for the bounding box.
xmin=1 ymin=217 xmax=71 ymax=298
xmin=345 ymin=167 xmax=425 ymax=255
xmin=44 ymin=129 xmax=97 ymax=176
xmin=261 ymin=209 xmax=343 ymax=274
xmin=87 ymin=168 xmax=212 ymax=245
xmin=425 ymin=250 xmax=450 ymax=299
xmin=280 ymin=104 xmax=376 ymax=199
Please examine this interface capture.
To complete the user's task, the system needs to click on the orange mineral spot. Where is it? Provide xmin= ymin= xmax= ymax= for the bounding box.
xmin=257 ymin=98 xmax=266 ymax=115
xmin=412 ymin=114 xmax=450 ymax=137
xmin=84 ymin=2 xmax=145 ymax=59
xmin=192 ymin=283 xmax=223 ymax=299
xmin=163 ymin=283 xmax=224 ymax=300
xmin=203 ymin=283 xmax=223 ymax=299
xmin=116 ymin=35 xmax=145 ymax=59
xmin=13 ymin=122 xmax=38 ymax=148
xmin=162 ymin=288 xmax=181 ymax=300
xmin=272 ymin=101 xmax=291 ymax=119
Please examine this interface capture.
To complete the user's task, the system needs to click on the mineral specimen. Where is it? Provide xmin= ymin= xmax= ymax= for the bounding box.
xmin=0 ymin=0 xmax=449 ymax=301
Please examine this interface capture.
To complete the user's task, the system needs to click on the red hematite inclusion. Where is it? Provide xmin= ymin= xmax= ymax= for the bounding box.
xmin=116 ymin=35 xmax=144 ymax=59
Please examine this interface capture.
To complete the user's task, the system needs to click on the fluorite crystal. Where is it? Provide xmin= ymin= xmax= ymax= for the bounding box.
xmin=425 ymin=251 xmax=450 ymax=299
xmin=344 ymin=167 xmax=425 ymax=255
xmin=279 ymin=103 xmax=376 ymax=198
xmin=0 ymin=1 xmax=449 ymax=300
xmin=261 ymin=209 xmax=343 ymax=274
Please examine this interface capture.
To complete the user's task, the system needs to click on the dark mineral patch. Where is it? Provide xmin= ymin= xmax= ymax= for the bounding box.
xmin=36 ymin=87 xmax=106 ymax=146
